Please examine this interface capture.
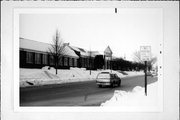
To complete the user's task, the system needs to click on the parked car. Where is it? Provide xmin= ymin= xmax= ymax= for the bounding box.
xmin=151 ymin=70 xmax=157 ymax=76
xmin=146 ymin=71 xmax=153 ymax=76
xmin=96 ymin=72 xmax=121 ymax=88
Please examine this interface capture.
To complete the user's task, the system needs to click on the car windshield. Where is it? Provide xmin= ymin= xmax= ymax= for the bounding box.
xmin=98 ymin=73 xmax=110 ymax=79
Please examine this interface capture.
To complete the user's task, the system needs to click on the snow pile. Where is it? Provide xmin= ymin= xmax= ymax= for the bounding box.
xmin=20 ymin=69 xmax=60 ymax=87
xmin=125 ymin=71 xmax=144 ymax=77
xmin=21 ymin=70 xmax=59 ymax=80
xmin=99 ymin=69 xmax=125 ymax=78
xmin=48 ymin=67 xmax=98 ymax=81
xmin=99 ymin=70 xmax=144 ymax=78
xmin=20 ymin=68 xmax=100 ymax=87
xmin=42 ymin=66 xmax=50 ymax=70
xmin=20 ymin=68 xmax=144 ymax=87
xmin=101 ymin=82 xmax=158 ymax=107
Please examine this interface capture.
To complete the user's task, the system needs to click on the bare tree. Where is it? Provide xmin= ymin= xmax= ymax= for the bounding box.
xmin=148 ymin=56 xmax=157 ymax=70
xmin=48 ymin=29 xmax=65 ymax=75
xmin=133 ymin=50 xmax=143 ymax=63
xmin=133 ymin=50 xmax=157 ymax=71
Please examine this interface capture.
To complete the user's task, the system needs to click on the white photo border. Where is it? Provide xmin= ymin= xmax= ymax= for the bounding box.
xmin=13 ymin=8 xmax=163 ymax=113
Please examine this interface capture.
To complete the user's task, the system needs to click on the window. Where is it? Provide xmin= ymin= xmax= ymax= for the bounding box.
xmin=84 ymin=58 xmax=87 ymax=67
xmin=98 ymin=73 xmax=110 ymax=79
xmin=110 ymin=74 xmax=115 ymax=78
xmin=59 ymin=57 xmax=63 ymax=66
xmin=87 ymin=58 xmax=89 ymax=68
xmin=72 ymin=58 xmax=74 ymax=66
xmin=64 ymin=57 xmax=68 ymax=66
xmin=91 ymin=59 xmax=94 ymax=68
xmin=26 ymin=52 xmax=33 ymax=64
xmin=35 ymin=53 xmax=41 ymax=64
xmin=42 ymin=54 xmax=47 ymax=65
xmin=69 ymin=58 xmax=73 ymax=66
xmin=115 ymin=74 xmax=119 ymax=78
xmin=82 ymin=58 xmax=85 ymax=67
xmin=50 ymin=55 xmax=54 ymax=65
xmin=81 ymin=58 xmax=84 ymax=67
xmin=74 ymin=59 xmax=77 ymax=67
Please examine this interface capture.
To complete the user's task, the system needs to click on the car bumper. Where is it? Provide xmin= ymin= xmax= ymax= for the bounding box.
xmin=96 ymin=82 xmax=111 ymax=86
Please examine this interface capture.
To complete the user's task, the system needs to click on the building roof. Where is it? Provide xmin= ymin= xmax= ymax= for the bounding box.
xmin=88 ymin=51 xmax=103 ymax=57
xmin=104 ymin=46 xmax=113 ymax=56
xmin=20 ymin=38 xmax=79 ymax=58
xmin=70 ymin=46 xmax=89 ymax=57
xmin=69 ymin=46 xmax=81 ymax=52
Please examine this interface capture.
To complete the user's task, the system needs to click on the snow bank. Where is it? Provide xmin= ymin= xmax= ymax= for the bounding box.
xmin=20 ymin=69 xmax=60 ymax=87
xmin=125 ymin=71 xmax=144 ymax=77
xmin=101 ymin=82 xmax=158 ymax=107
xmin=99 ymin=70 xmax=144 ymax=78
xmin=20 ymin=68 xmax=100 ymax=87
xmin=20 ymin=68 xmax=144 ymax=87
xmin=99 ymin=69 xmax=125 ymax=78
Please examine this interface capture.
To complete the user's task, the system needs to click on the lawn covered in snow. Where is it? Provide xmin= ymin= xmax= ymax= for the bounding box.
xmin=101 ymin=81 xmax=158 ymax=108
xmin=20 ymin=67 xmax=144 ymax=87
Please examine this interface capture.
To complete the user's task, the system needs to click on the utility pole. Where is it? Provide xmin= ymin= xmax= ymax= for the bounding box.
xmin=145 ymin=61 xmax=147 ymax=96
xmin=89 ymin=51 xmax=92 ymax=75
xmin=140 ymin=46 xmax=151 ymax=96
xmin=115 ymin=8 xmax=117 ymax=13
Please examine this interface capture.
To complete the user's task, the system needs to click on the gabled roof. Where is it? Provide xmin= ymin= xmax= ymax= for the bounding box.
xmin=70 ymin=46 xmax=89 ymax=57
xmin=62 ymin=45 xmax=79 ymax=58
xmin=20 ymin=38 xmax=79 ymax=58
xmin=104 ymin=46 xmax=113 ymax=56
xmin=104 ymin=46 xmax=112 ymax=54
xmin=69 ymin=46 xmax=81 ymax=52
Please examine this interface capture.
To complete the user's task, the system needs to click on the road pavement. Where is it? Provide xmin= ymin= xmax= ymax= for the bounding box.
xmin=20 ymin=75 xmax=157 ymax=106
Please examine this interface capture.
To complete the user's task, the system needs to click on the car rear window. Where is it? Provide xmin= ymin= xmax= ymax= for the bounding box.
xmin=98 ymin=73 xmax=110 ymax=79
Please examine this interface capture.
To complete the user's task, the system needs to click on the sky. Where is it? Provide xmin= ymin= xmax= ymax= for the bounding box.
xmin=19 ymin=8 xmax=162 ymax=61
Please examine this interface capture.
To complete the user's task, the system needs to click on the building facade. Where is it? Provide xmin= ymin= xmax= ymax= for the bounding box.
xmin=20 ymin=38 xmax=79 ymax=69
xmin=20 ymin=38 xmax=108 ymax=70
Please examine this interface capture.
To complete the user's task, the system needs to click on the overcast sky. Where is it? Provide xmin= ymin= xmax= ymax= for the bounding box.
xmin=20 ymin=8 xmax=162 ymax=61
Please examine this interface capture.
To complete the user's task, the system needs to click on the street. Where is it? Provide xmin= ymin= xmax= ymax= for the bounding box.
xmin=20 ymin=75 xmax=157 ymax=106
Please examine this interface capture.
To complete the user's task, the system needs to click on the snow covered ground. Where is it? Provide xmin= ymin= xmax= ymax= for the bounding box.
xmin=20 ymin=67 xmax=144 ymax=87
xmin=101 ymin=81 xmax=158 ymax=107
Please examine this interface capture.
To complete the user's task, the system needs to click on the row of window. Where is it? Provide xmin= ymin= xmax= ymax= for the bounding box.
xmin=26 ymin=52 xmax=77 ymax=67
xmin=81 ymin=57 xmax=94 ymax=68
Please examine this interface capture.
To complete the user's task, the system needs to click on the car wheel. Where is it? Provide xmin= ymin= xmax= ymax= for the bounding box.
xmin=98 ymin=85 xmax=102 ymax=88
xmin=111 ymin=82 xmax=115 ymax=88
